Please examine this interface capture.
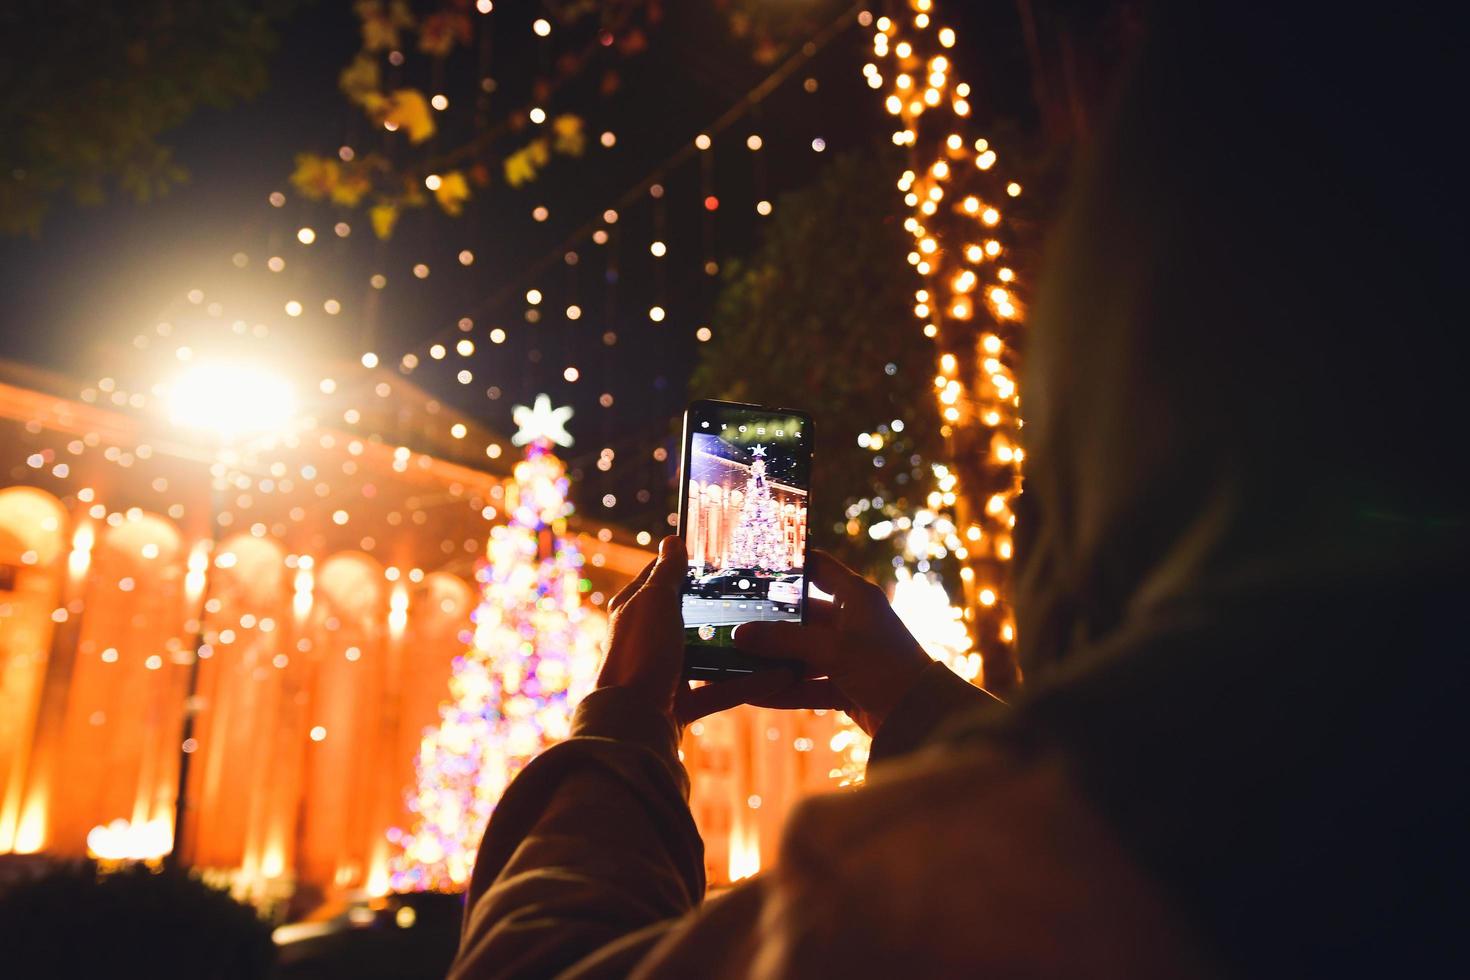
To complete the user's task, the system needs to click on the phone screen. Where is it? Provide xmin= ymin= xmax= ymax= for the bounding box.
xmin=678 ymin=400 xmax=812 ymax=674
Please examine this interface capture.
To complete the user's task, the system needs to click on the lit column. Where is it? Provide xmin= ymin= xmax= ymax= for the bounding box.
xmin=163 ymin=360 xmax=298 ymax=867
xmin=12 ymin=518 xmax=97 ymax=853
xmin=367 ymin=580 xmax=410 ymax=898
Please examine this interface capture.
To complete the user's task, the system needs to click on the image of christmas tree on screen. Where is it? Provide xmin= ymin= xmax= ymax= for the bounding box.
xmin=727 ymin=445 xmax=790 ymax=571
xmin=683 ymin=427 xmax=808 ymax=633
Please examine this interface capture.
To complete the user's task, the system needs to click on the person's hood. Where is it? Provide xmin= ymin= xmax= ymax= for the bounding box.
xmin=1012 ymin=4 xmax=1467 ymax=682
xmin=985 ymin=8 xmax=1469 ymax=971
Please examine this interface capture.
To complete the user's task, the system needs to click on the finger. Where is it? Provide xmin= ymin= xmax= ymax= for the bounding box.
xmin=744 ymin=679 xmax=853 ymax=713
xmin=803 ymin=590 xmax=839 ymax=627
xmin=675 ymin=669 xmax=797 ymax=723
xmin=732 ymin=620 xmax=841 ymax=673
xmin=806 ymin=551 xmax=875 ymax=605
xmin=645 ymin=535 xmax=687 ymax=592
xmin=608 ymin=557 xmax=657 ymax=614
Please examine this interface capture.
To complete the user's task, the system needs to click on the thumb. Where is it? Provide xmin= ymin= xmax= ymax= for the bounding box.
xmin=733 ymin=621 xmax=839 ymax=673
xmin=647 ymin=535 xmax=687 ymax=591
xmin=675 ymin=669 xmax=796 ymax=723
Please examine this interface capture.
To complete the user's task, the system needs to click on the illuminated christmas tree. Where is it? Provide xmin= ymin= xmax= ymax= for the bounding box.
xmin=726 ymin=445 xmax=790 ymax=573
xmin=390 ymin=395 xmax=600 ymax=891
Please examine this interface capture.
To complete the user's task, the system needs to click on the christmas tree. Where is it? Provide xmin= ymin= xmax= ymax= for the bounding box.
xmin=390 ymin=396 xmax=600 ymax=892
xmin=726 ymin=445 xmax=790 ymax=573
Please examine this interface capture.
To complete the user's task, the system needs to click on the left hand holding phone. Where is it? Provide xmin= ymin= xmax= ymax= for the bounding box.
xmin=598 ymin=536 xmax=805 ymax=726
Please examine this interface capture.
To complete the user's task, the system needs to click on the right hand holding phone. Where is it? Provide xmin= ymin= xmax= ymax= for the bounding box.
xmin=733 ymin=551 xmax=933 ymax=737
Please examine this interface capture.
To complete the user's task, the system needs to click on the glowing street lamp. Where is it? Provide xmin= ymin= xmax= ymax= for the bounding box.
xmin=166 ymin=362 xmax=298 ymax=441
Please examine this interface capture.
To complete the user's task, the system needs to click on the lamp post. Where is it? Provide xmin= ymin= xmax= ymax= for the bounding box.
xmin=163 ymin=362 xmax=297 ymax=867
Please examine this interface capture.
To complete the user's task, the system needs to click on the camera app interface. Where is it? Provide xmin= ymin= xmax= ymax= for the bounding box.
xmin=682 ymin=407 xmax=810 ymax=649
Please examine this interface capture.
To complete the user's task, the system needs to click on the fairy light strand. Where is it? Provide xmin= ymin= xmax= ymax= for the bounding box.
xmin=874 ymin=1 xmax=1025 ymax=694
xmin=829 ymin=2 xmax=1029 ymax=787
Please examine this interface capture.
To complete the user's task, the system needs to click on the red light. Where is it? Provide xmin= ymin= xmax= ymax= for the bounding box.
xmin=704 ymin=195 xmax=719 ymax=211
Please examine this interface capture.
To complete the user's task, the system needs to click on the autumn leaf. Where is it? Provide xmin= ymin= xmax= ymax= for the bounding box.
xmin=331 ymin=166 xmax=372 ymax=207
xmin=370 ymin=202 xmax=399 ymax=239
xmin=419 ymin=11 xmax=472 ymax=56
xmin=526 ymin=137 xmax=551 ymax=167
xmin=556 ymin=52 xmax=582 ymax=77
xmin=339 ymin=53 xmax=380 ymax=106
xmin=503 ymin=148 xmax=537 ymax=187
xmin=290 ymin=154 xmax=339 ymax=200
xmin=385 ymin=89 xmax=435 ymax=143
xmin=399 ymin=176 xmax=426 ymax=207
xmin=433 ymin=171 xmax=470 ymax=216
xmin=618 ymin=28 xmax=649 ymax=54
xmin=359 ymin=92 xmax=388 ymax=116
xmin=551 ymin=114 xmax=586 ymax=156
xmin=357 ymin=0 xmax=414 ymax=52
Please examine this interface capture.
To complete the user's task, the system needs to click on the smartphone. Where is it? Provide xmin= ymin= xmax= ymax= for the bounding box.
xmin=676 ymin=399 xmax=813 ymax=678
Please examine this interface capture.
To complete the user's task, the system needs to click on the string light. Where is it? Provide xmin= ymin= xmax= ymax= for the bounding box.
xmin=868 ymin=1 xmax=1027 ymax=690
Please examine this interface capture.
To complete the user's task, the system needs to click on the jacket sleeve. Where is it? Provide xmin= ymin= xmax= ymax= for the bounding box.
xmin=449 ymin=686 xmax=706 ymax=980
xmin=450 ymin=664 xmax=993 ymax=979
xmin=868 ymin=660 xmax=999 ymax=767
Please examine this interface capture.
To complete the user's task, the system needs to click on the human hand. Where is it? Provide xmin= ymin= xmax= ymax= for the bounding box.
xmin=732 ymin=551 xmax=932 ymax=736
xmin=599 ymin=536 xmax=803 ymax=726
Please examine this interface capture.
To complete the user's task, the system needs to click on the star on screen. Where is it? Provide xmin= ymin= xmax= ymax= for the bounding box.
xmin=511 ymin=394 xmax=574 ymax=447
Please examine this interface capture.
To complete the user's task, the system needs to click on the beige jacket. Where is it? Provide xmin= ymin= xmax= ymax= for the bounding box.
xmin=450 ymin=664 xmax=1210 ymax=978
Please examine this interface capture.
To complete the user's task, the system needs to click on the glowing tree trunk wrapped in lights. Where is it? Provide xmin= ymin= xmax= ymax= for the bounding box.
xmin=867 ymin=2 xmax=1028 ymax=692
xmin=725 ymin=447 xmax=790 ymax=573
xmin=390 ymin=397 xmax=599 ymax=891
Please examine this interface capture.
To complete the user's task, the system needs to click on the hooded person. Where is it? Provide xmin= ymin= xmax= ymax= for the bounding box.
xmin=450 ymin=5 xmax=1468 ymax=977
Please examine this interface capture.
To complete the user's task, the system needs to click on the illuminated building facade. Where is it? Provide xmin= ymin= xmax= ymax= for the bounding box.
xmin=0 ymin=363 xmax=848 ymax=907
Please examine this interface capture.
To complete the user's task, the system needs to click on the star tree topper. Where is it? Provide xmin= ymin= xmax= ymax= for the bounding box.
xmin=511 ymin=394 xmax=574 ymax=447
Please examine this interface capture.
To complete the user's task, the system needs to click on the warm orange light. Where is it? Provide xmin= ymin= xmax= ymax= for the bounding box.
xmin=86 ymin=817 xmax=173 ymax=862
xmin=729 ymin=823 xmax=761 ymax=881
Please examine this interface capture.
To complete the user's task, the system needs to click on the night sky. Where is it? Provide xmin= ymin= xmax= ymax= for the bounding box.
xmin=0 ymin=1 xmax=1029 ymax=536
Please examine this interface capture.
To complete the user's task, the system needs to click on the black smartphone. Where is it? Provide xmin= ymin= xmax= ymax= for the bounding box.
xmin=676 ymin=399 xmax=813 ymax=678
